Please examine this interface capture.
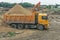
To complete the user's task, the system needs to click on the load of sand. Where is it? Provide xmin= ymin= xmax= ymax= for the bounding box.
xmin=5 ymin=4 xmax=32 ymax=15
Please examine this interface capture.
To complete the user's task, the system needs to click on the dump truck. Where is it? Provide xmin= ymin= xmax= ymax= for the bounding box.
xmin=3 ymin=2 xmax=49 ymax=30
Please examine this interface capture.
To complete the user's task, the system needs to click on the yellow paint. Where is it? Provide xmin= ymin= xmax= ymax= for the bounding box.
xmin=38 ymin=13 xmax=49 ymax=28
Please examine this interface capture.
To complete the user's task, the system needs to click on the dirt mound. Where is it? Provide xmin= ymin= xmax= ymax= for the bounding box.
xmin=5 ymin=4 xmax=32 ymax=15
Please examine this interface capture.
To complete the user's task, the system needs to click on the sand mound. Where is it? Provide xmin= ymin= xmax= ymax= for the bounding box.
xmin=5 ymin=4 xmax=32 ymax=15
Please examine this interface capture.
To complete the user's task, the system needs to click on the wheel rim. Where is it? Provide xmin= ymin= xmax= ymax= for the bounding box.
xmin=38 ymin=25 xmax=44 ymax=30
xmin=18 ymin=24 xmax=23 ymax=29
xmin=39 ymin=26 xmax=43 ymax=30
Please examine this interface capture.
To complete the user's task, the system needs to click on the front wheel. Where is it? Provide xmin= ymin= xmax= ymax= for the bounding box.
xmin=37 ymin=25 xmax=44 ymax=30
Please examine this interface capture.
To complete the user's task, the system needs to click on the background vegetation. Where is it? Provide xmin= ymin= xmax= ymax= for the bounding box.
xmin=0 ymin=2 xmax=59 ymax=9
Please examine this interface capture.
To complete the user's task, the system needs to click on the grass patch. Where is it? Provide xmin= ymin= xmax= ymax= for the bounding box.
xmin=8 ymin=31 xmax=16 ymax=37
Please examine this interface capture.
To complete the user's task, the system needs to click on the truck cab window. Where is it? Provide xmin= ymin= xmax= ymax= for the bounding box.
xmin=42 ymin=16 xmax=48 ymax=20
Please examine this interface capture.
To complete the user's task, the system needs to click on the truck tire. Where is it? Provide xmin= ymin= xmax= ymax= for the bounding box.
xmin=10 ymin=23 xmax=17 ymax=29
xmin=37 ymin=25 xmax=44 ymax=30
xmin=17 ymin=24 xmax=24 ymax=29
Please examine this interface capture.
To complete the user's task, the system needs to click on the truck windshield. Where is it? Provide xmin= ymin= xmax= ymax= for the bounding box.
xmin=42 ymin=16 xmax=48 ymax=20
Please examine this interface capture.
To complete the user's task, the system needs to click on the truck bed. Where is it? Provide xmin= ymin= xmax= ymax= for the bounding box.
xmin=4 ymin=14 xmax=35 ymax=24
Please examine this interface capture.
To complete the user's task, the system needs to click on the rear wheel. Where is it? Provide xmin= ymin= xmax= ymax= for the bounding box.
xmin=37 ymin=25 xmax=44 ymax=30
xmin=17 ymin=24 xmax=24 ymax=29
xmin=10 ymin=23 xmax=17 ymax=29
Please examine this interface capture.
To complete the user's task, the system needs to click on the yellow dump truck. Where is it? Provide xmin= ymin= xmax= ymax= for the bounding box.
xmin=3 ymin=3 xmax=49 ymax=30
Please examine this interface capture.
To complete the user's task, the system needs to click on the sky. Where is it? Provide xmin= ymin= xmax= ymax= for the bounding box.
xmin=0 ymin=0 xmax=60 ymax=5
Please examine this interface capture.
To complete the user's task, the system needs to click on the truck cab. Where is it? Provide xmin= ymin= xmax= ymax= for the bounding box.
xmin=38 ymin=13 xmax=49 ymax=29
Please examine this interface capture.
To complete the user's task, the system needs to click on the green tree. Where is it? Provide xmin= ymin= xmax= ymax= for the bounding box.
xmin=0 ymin=2 xmax=16 ymax=8
xmin=47 ymin=5 xmax=51 ymax=9
xmin=20 ymin=2 xmax=34 ymax=8
xmin=55 ymin=4 xmax=58 ymax=8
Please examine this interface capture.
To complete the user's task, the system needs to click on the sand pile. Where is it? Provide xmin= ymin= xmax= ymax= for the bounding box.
xmin=5 ymin=4 xmax=32 ymax=15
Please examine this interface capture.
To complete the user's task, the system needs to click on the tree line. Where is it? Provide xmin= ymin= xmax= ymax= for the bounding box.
xmin=0 ymin=2 xmax=34 ymax=8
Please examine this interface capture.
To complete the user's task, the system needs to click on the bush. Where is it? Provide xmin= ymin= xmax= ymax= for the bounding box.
xmin=8 ymin=32 xmax=16 ymax=37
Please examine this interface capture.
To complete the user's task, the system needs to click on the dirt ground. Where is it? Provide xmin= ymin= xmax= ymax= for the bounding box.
xmin=0 ymin=14 xmax=60 ymax=40
xmin=0 ymin=7 xmax=60 ymax=40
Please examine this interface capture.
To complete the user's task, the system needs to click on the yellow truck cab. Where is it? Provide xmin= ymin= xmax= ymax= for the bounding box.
xmin=38 ymin=13 xmax=49 ymax=30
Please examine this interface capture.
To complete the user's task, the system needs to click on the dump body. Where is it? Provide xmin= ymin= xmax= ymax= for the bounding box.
xmin=4 ymin=14 xmax=35 ymax=24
